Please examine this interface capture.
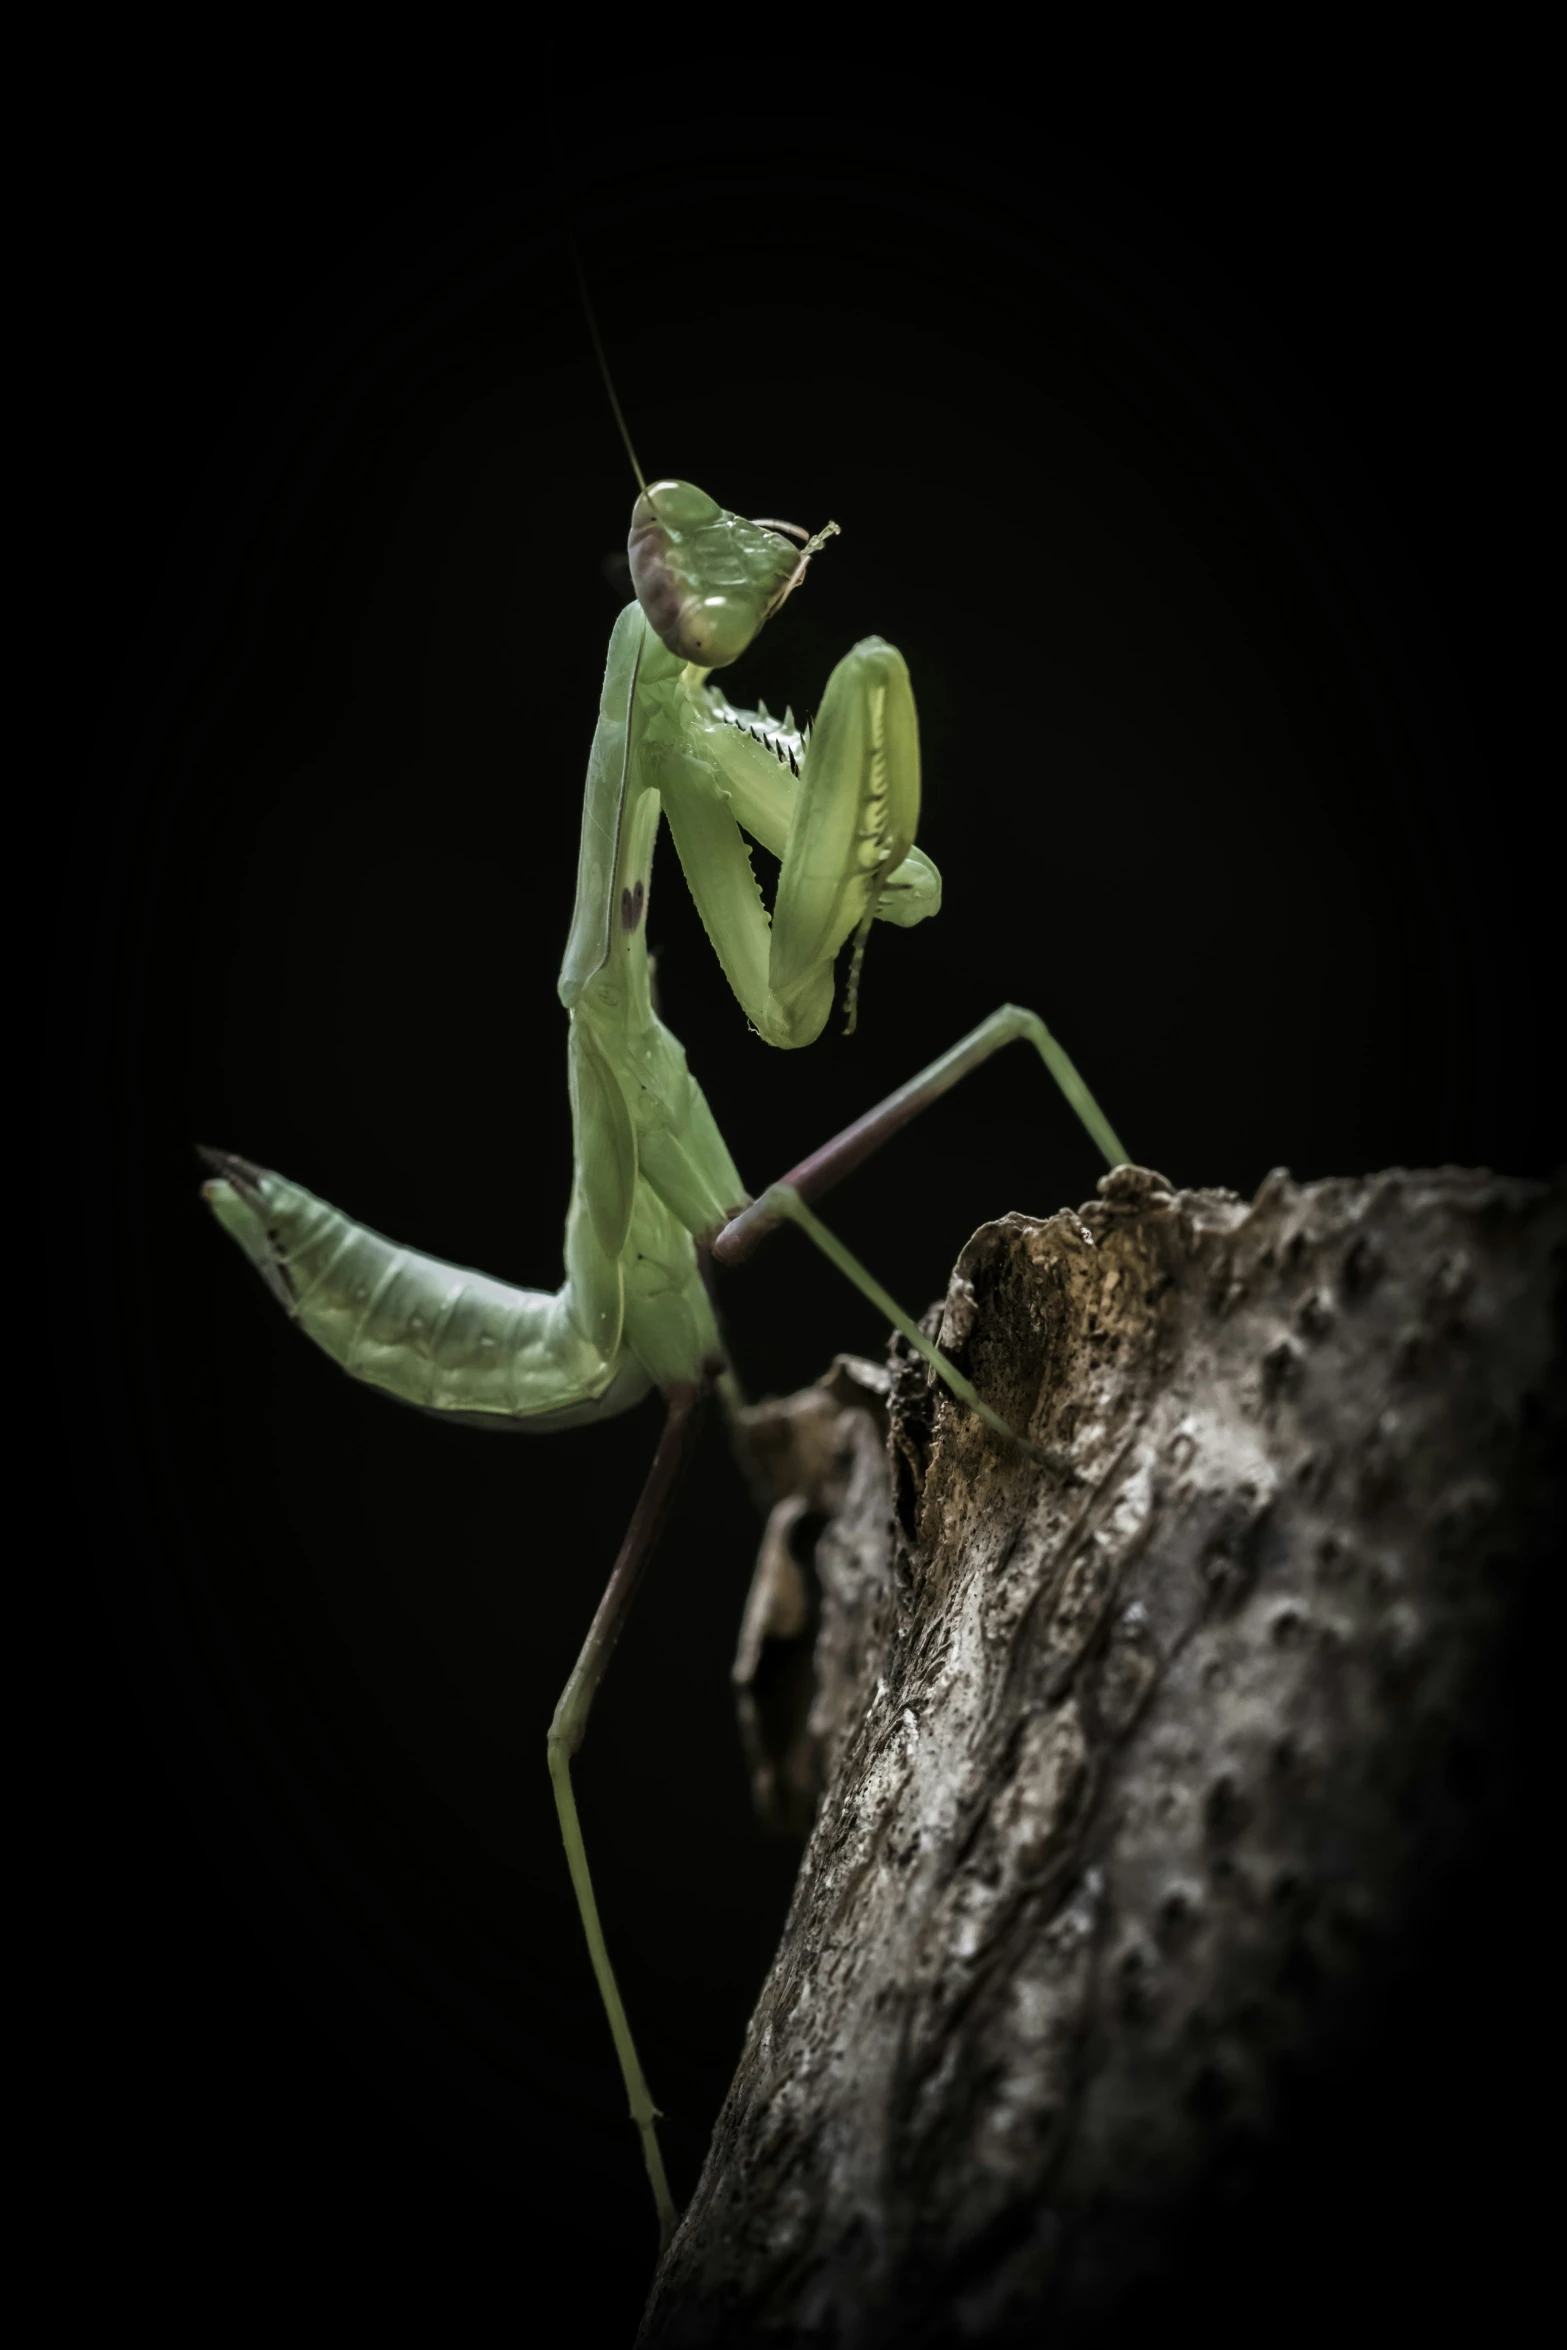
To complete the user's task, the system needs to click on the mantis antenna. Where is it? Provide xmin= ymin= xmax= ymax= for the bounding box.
xmin=564 ymin=224 xmax=647 ymax=494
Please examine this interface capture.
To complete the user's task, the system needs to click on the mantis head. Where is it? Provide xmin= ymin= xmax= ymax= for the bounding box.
xmin=628 ymin=479 xmax=840 ymax=670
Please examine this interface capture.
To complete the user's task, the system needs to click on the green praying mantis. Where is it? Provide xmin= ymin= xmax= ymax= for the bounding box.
xmin=199 ymin=337 xmax=1130 ymax=2247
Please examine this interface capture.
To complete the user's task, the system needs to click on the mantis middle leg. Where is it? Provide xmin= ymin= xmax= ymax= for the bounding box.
xmin=703 ymin=1002 xmax=1129 ymax=1464
xmin=715 ymin=1001 xmax=1128 ymax=1265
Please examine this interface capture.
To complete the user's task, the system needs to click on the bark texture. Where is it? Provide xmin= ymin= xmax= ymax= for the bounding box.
xmin=642 ymin=1166 xmax=1563 ymax=2349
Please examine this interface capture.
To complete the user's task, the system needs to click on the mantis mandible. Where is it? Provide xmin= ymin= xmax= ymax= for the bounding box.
xmin=199 ymin=363 xmax=1129 ymax=2245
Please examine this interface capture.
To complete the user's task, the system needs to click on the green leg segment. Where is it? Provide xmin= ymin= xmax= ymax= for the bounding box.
xmin=759 ymin=1186 xmax=1063 ymax=1467
xmin=547 ymin=1740 xmax=675 ymax=2243
xmin=1011 ymin=1004 xmax=1129 ymax=1168
xmin=546 ymin=1385 xmax=706 ymax=2252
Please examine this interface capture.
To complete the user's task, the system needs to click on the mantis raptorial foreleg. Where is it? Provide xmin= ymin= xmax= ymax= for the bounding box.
xmin=657 ymin=631 xmax=925 ymax=1050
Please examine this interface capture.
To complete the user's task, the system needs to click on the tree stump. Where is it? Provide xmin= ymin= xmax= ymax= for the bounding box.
xmin=641 ymin=1166 xmax=1563 ymax=2348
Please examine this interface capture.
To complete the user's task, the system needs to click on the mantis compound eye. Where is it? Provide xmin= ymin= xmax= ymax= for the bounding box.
xmin=636 ymin=479 xmax=719 ymax=534
xmin=628 ymin=477 xmax=802 ymax=669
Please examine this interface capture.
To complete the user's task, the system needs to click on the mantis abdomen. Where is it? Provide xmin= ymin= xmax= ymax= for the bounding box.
xmin=199 ymin=1149 xmax=650 ymax=1429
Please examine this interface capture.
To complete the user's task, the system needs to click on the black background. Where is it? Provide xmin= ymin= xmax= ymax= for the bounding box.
xmin=56 ymin=108 xmax=1554 ymax=2337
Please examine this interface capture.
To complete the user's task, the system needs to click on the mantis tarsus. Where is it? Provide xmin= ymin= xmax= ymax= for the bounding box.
xmin=200 ymin=392 xmax=1129 ymax=2246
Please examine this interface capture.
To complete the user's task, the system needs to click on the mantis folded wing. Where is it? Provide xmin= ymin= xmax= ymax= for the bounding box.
xmin=201 ymin=476 xmax=1126 ymax=2247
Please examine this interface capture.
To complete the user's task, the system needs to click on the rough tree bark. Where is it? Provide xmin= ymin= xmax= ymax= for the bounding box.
xmin=641 ymin=1165 xmax=1563 ymax=2349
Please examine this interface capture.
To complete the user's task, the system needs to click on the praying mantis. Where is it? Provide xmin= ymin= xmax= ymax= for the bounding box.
xmin=199 ymin=363 xmax=1130 ymax=2246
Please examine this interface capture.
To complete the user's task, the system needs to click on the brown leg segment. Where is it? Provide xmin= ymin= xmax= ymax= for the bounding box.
xmin=712 ymin=1002 xmax=1127 ymax=1267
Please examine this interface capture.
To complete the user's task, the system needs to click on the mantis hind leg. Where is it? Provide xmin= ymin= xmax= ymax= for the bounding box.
xmin=545 ymin=1382 xmax=709 ymax=2250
